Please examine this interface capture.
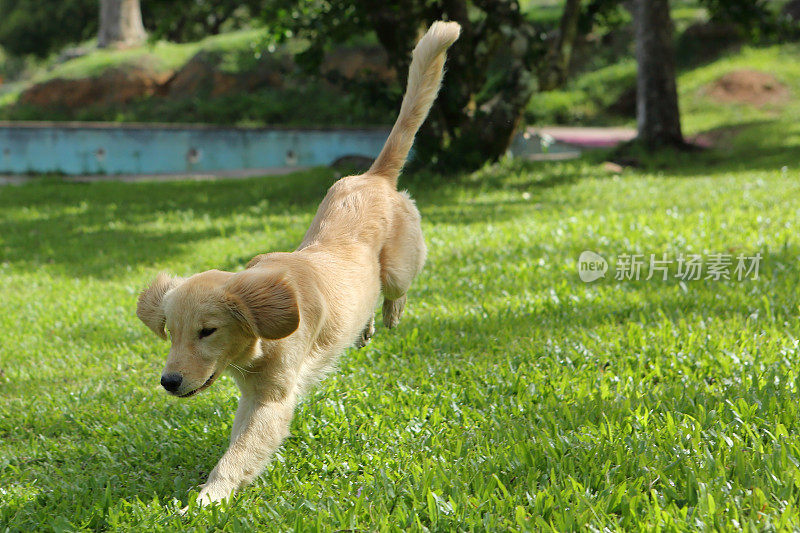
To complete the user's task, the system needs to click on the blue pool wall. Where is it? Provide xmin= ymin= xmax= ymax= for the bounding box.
xmin=0 ymin=122 xmax=391 ymax=175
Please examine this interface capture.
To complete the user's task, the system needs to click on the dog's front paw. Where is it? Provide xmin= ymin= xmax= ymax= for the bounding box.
xmin=180 ymin=481 xmax=234 ymax=513
xmin=197 ymin=482 xmax=234 ymax=507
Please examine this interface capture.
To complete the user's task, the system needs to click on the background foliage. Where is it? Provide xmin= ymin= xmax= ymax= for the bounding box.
xmin=0 ymin=0 xmax=97 ymax=57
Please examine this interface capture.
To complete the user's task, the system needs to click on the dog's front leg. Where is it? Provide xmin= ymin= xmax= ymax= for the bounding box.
xmin=229 ymin=393 xmax=255 ymax=445
xmin=196 ymin=392 xmax=296 ymax=506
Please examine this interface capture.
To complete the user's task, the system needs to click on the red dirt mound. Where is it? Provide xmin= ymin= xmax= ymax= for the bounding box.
xmin=16 ymin=45 xmax=395 ymax=109
xmin=706 ymin=69 xmax=790 ymax=107
xmin=19 ymin=65 xmax=171 ymax=107
xmin=165 ymin=51 xmax=291 ymax=98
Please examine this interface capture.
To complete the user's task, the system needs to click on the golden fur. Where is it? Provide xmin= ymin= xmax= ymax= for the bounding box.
xmin=136 ymin=21 xmax=460 ymax=506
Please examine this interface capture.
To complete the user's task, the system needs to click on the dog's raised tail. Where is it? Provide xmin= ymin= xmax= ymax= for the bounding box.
xmin=369 ymin=21 xmax=460 ymax=185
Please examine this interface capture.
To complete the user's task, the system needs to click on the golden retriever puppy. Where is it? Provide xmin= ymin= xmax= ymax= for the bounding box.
xmin=136 ymin=21 xmax=460 ymax=507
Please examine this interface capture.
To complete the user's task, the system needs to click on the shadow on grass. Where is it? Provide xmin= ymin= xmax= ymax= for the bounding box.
xmin=601 ymin=119 xmax=800 ymax=176
xmin=412 ymin=160 xmax=609 ymax=227
xmin=0 ymin=161 xmax=595 ymax=278
xmin=0 ymin=169 xmax=337 ymax=279
xmin=0 ymin=397 xmax=236 ymax=528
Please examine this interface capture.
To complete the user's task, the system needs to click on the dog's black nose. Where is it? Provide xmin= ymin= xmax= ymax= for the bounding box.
xmin=161 ymin=373 xmax=183 ymax=393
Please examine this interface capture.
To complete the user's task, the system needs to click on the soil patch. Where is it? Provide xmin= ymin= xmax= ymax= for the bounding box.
xmin=706 ymin=69 xmax=790 ymax=107
xmin=19 ymin=63 xmax=172 ymax=107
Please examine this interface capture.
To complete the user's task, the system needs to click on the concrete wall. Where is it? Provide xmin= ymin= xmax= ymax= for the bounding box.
xmin=0 ymin=122 xmax=390 ymax=175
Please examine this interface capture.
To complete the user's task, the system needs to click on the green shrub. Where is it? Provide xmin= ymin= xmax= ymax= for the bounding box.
xmin=0 ymin=82 xmax=397 ymax=127
xmin=526 ymin=60 xmax=636 ymax=125
xmin=0 ymin=0 xmax=96 ymax=57
xmin=526 ymin=89 xmax=595 ymax=124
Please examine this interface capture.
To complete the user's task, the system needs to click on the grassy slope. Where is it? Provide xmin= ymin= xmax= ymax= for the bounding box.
xmin=0 ymin=30 xmax=397 ymax=127
xmin=523 ymin=1 xmax=703 ymax=126
xmin=0 ymin=30 xmax=264 ymax=102
xmin=526 ymin=41 xmax=800 ymax=134
xmin=525 ymin=0 xmax=799 ymax=131
xmin=679 ymin=44 xmax=800 ymax=134
xmin=1 ymin=113 xmax=800 ymax=529
xmin=5 ymin=29 xmax=272 ymax=84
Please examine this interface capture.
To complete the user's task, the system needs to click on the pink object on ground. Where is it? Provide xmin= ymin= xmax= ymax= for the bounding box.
xmin=529 ymin=126 xmax=637 ymax=148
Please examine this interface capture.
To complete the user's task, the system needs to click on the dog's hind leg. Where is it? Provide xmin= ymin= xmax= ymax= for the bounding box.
xmin=380 ymin=194 xmax=427 ymax=329
xmin=382 ymin=295 xmax=407 ymax=329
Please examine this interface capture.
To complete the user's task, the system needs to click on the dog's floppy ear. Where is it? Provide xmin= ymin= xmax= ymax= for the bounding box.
xmin=224 ymin=269 xmax=300 ymax=340
xmin=136 ymin=272 xmax=183 ymax=339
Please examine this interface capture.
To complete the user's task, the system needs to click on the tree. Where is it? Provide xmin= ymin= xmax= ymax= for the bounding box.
xmin=144 ymin=0 xmax=264 ymax=43
xmin=0 ymin=0 xmax=97 ymax=57
xmin=0 ymin=0 xmax=264 ymax=57
xmin=98 ymin=0 xmax=146 ymax=48
xmin=263 ymin=1 xmax=546 ymax=171
xmin=632 ymin=0 xmax=684 ymax=148
xmin=702 ymin=0 xmax=778 ymax=40
xmin=540 ymin=0 xmax=583 ymax=91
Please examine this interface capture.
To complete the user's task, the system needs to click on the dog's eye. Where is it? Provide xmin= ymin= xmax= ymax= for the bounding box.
xmin=199 ymin=328 xmax=217 ymax=339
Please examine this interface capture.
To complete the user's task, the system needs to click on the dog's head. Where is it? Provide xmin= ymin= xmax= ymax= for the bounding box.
xmin=136 ymin=268 xmax=300 ymax=397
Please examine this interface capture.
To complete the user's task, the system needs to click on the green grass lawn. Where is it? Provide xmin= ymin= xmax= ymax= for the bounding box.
xmin=1 ymin=129 xmax=800 ymax=530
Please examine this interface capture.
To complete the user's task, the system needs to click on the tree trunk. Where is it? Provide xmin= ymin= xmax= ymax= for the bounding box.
xmin=633 ymin=0 xmax=684 ymax=147
xmin=98 ymin=0 xmax=146 ymax=49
